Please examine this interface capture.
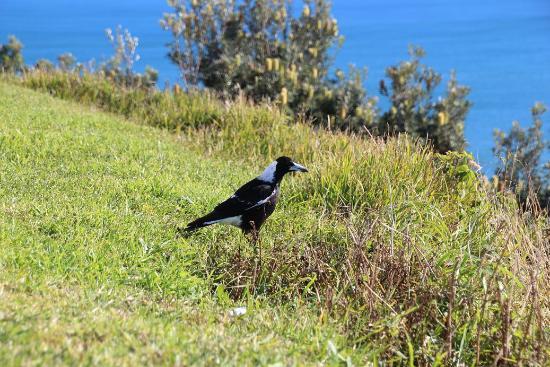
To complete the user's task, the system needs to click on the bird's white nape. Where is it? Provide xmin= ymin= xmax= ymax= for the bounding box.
xmin=257 ymin=161 xmax=277 ymax=182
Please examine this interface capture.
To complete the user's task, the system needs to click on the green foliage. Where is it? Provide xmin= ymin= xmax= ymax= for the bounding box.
xmin=313 ymin=65 xmax=378 ymax=130
xmin=5 ymin=79 xmax=548 ymax=365
xmin=57 ymin=52 xmax=78 ymax=72
xmin=160 ymin=3 xmax=471 ymax=151
xmin=19 ymin=70 xmax=224 ymax=130
xmin=0 ymin=1 xmax=545 ymax=363
xmin=102 ymin=25 xmax=159 ymax=88
xmin=34 ymin=58 xmax=55 ymax=72
xmin=378 ymin=46 xmax=471 ymax=153
xmin=493 ymin=102 xmax=550 ymax=209
xmin=161 ymin=0 xmax=377 ymax=130
xmin=0 ymin=35 xmax=25 ymax=74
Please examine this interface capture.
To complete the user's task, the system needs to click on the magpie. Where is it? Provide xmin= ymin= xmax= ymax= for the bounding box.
xmin=183 ymin=156 xmax=308 ymax=235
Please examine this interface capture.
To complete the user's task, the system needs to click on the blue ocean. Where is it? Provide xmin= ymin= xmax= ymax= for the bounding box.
xmin=1 ymin=0 xmax=549 ymax=171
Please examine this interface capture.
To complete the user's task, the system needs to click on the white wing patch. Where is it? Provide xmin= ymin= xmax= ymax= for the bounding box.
xmin=205 ymin=215 xmax=242 ymax=227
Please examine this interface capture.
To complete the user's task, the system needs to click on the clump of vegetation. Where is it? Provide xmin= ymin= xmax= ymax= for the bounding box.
xmin=102 ymin=25 xmax=159 ymax=88
xmin=0 ymin=35 xmax=25 ymax=73
xmin=11 ymin=69 xmax=546 ymax=363
xmin=19 ymin=70 xmax=222 ymax=129
xmin=160 ymin=0 xmax=470 ymax=150
xmin=2 ymin=1 xmax=470 ymax=155
xmin=57 ymin=52 xmax=78 ymax=72
xmin=160 ymin=0 xmax=378 ymax=129
xmin=378 ymin=47 xmax=471 ymax=153
xmin=181 ymin=100 xmax=549 ymax=365
xmin=34 ymin=58 xmax=55 ymax=72
xmin=494 ymin=102 xmax=550 ymax=209
xmin=0 ymin=27 xmax=158 ymax=90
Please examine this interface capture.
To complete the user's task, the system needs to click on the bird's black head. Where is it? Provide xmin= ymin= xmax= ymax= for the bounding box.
xmin=258 ymin=156 xmax=308 ymax=183
xmin=276 ymin=156 xmax=308 ymax=173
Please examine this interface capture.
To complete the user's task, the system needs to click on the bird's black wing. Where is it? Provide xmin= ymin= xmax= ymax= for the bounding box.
xmin=213 ymin=179 xmax=276 ymax=216
xmin=184 ymin=179 xmax=275 ymax=231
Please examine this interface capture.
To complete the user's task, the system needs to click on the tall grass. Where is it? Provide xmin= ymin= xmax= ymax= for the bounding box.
xmin=8 ymin=70 xmax=550 ymax=365
xmin=17 ymin=70 xmax=223 ymax=130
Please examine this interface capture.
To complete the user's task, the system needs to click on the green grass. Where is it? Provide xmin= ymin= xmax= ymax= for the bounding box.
xmin=1 ymin=80 xmax=548 ymax=365
xmin=0 ymin=83 xmax=358 ymax=365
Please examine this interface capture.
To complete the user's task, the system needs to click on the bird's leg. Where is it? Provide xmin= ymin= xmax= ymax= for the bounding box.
xmin=257 ymin=233 xmax=262 ymax=269
xmin=252 ymin=222 xmax=262 ymax=265
xmin=236 ymin=239 xmax=241 ymax=266
xmin=249 ymin=221 xmax=261 ymax=290
xmin=249 ymin=221 xmax=259 ymax=253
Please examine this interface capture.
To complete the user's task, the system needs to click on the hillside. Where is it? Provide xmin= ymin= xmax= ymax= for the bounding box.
xmin=0 ymin=83 xmax=346 ymax=365
xmin=0 ymin=82 xmax=547 ymax=365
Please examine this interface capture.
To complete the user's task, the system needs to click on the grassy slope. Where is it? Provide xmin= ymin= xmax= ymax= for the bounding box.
xmin=0 ymin=83 xmax=355 ymax=366
xmin=1 ymin=80 xmax=547 ymax=366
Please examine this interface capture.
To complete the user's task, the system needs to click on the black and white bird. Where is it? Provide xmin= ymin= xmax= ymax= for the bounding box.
xmin=183 ymin=156 xmax=308 ymax=235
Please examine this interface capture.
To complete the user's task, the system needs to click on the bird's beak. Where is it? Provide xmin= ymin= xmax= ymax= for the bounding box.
xmin=290 ymin=162 xmax=308 ymax=173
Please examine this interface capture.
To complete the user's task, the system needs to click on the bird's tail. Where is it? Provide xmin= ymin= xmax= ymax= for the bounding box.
xmin=184 ymin=218 xmax=209 ymax=232
xmin=178 ymin=216 xmax=213 ymax=237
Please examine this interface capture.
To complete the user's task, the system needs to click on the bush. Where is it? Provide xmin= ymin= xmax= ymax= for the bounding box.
xmin=161 ymin=0 xmax=378 ymax=130
xmin=378 ymin=46 xmax=471 ymax=153
xmin=0 ymin=35 xmax=25 ymax=74
xmin=34 ymin=59 xmax=55 ymax=72
xmin=161 ymin=2 xmax=471 ymax=151
xmin=57 ymin=52 xmax=78 ymax=72
xmin=493 ymin=102 xmax=550 ymax=209
xmin=102 ymin=26 xmax=159 ymax=89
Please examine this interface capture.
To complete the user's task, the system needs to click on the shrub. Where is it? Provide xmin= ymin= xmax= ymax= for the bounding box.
xmin=493 ymin=102 xmax=550 ymax=209
xmin=160 ymin=2 xmax=472 ymax=151
xmin=378 ymin=46 xmax=471 ymax=153
xmin=57 ymin=52 xmax=78 ymax=72
xmin=0 ymin=35 xmax=25 ymax=74
xmin=161 ymin=0 xmax=378 ymax=130
xmin=102 ymin=25 xmax=159 ymax=88
xmin=34 ymin=59 xmax=55 ymax=72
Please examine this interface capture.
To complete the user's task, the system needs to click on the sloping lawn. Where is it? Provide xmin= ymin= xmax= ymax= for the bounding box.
xmin=0 ymin=83 xmax=355 ymax=366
